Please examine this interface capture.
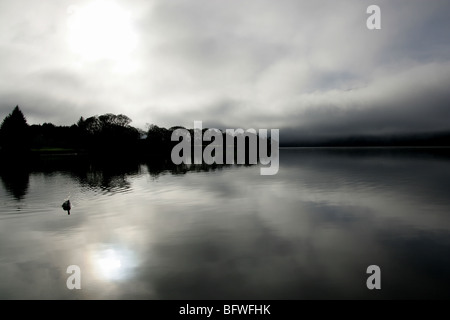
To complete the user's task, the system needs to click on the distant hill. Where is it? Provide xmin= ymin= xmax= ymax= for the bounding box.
xmin=280 ymin=131 xmax=450 ymax=147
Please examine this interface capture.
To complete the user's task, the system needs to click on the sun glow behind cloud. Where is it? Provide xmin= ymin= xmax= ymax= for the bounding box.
xmin=1 ymin=0 xmax=449 ymax=136
xmin=66 ymin=1 xmax=138 ymax=64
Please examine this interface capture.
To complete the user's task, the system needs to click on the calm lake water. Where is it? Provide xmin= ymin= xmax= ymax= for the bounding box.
xmin=1 ymin=148 xmax=450 ymax=299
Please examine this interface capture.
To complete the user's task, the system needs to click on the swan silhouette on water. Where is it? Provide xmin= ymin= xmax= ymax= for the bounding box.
xmin=62 ymin=199 xmax=71 ymax=215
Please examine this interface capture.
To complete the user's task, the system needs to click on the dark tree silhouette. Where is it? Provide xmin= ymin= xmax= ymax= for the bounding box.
xmin=0 ymin=105 xmax=30 ymax=154
xmin=0 ymin=168 xmax=30 ymax=200
xmin=144 ymin=124 xmax=176 ymax=159
xmin=147 ymin=124 xmax=169 ymax=147
xmin=76 ymin=113 xmax=140 ymax=155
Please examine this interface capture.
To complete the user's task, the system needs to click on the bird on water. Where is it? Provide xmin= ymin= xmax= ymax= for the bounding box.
xmin=62 ymin=199 xmax=71 ymax=215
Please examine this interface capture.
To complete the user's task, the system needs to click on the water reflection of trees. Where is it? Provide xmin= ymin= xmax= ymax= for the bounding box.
xmin=76 ymin=163 xmax=136 ymax=193
xmin=145 ymin=158 xmax=231 ymax=178
xmin=42 ymin=156 xmax=141 ymax=193
xmin=0 ymin=155 xmax=236 ymax=200
xmin=0 ymin=159 xmax=30 ymax=200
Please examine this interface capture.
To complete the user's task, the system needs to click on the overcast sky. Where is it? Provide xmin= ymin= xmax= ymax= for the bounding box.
xmin=0 ymin=0 xmax=449 ymax=140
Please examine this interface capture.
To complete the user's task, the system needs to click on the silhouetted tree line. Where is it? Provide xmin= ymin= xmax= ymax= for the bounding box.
xmin=3 ymin=105 xmax=450 ymax=162
xmin=0 ymin=106 xmax=157 ymax=158
xmin=0 ymin=106 xmax=30 ymax=155
xmin=0 ymin=106 xmax=268 ymax=163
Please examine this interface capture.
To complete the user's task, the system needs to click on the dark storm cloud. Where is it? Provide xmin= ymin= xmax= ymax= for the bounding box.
xmin=0 ymin=0 xmax=449 ymax=141
xmin=279 ymin=62 xmax=450 ymax=141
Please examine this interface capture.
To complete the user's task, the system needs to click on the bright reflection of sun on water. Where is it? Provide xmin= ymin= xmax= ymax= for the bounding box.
xmin=66 ymin=1 xmax=137 ymax=64
xmin=91 ymin=247 xmax=135 ymax=281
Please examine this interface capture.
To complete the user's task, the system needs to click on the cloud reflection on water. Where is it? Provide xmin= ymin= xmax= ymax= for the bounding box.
xmin=0 ymin=149 xmax=450 ymax=299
